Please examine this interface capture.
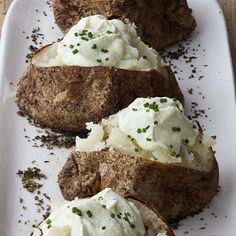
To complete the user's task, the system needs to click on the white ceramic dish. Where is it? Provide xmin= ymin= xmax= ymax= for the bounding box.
xmin=0 ymin=0 xmax=236 ymax=235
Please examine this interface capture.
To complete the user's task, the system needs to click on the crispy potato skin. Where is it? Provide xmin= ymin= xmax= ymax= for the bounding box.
xmin=52 ymin=0 xmax=196 ymax=50
xmin=58 ymin=150 xmax=219 ymax=222
xmin=16 ymin=65 xmax=183 ymax=133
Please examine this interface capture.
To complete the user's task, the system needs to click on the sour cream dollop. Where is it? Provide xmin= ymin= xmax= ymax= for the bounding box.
xmin=76 ymin=97 xmax=216 ymax=171
xmin=33 ymin=15 xmax=165 ymax=71
xmin=32 ymin=188 xmax=146 ymax=236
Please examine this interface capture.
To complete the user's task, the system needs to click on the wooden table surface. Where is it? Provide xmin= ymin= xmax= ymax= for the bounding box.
xmin=0 ymin=0 xmax=236 ymax=75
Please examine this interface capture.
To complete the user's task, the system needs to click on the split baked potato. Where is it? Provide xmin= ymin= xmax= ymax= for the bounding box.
xmin=58 ymin=97 xmax=219 ymax=222
xmin=53 ymin=0 xmax=197 ymax=50
xmin=32 ymin=188 xmax=175 ymax=236
xmin=16 ymin=15 xmax=183 ymax=133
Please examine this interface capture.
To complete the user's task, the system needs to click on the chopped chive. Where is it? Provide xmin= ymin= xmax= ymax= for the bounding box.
xmin=137 ymin=128 xmax=142 ymax=134
xmin=98 ymin=196 xmax=103 ymax=201
xmin=185 ymin=139 xmax=190 ymax=144
xmin=102 ymin=204 xmax=106 ymax=208
xmin=111 ymin=213 xmax=115 ymax=218
xmin=193 ymin=125 xmax=197 ymax=129
xmin=69 ymin=44 xmax=74 ymax=49
xmin=107 ymin=30 xmax=112 ymax=34
xmin=144 ymin=102 xmax=149 ymax=108
xmin=72 ymin=49 xmax=79 ymax=54
xmin=154 ymin=121 xmax=158 ymax=125
xmin=172 ymin=127 xmax=181 ymax=132
xmin=26 ymin=54 xmax=32 ymax=59
xmin=72 ymin=207 xmax=82 ymax=216
xmin=135 ymin=148 xmax=139 ymax=152
xmin=74 ymin=32 xmax=79 ymax=37
xmin=160 ymin=98 xmax=168 ymax=103
xmin=102 ymin=226 xmax=106 ymax=230
xmin=97 ymin=59 xmax=102 ymax=63
xmin=132 ymin=108 xmax=138 ymax=111
xmin=77 ymin=43 xmax=80 ymax=47
xmin=101 ymin=48 xmax=109 ymax=53
xmin=92 ymin=44 xmax=97 ymax=49
xmin=86 ymin=210 xmax=93 ymax=218
xmin=105 ymin=58 xmax=109 ymax=61
xmin=143 ymin=56 xmax=147 ymax=59
xmin=170 ymin=151 xmax=177 ymax=157
xmin=146 ymin=138 xmax=152 ymax=142
xmin=88 ymin=32 xmax=93 ymax=38
xmin=81 ymin=36 xmax=89 ymax=41
xmin=46 ymin=219 xmax=52 ymax=225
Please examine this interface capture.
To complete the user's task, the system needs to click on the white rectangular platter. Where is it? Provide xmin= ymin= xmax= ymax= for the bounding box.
xmin=0 ymin=0 xmax=236 ymax=235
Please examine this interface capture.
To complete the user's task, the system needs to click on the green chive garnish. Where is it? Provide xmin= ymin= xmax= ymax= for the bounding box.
xmin=86 ymin=210 xmax=92 ymax=217
xmin=185 ymin=139 xmax=190 ymax=144
xmin=101 ymin=49 xmax=109 ymax=53
xmin=172 ymin=127 xmax=181 ymax=132
xmin=81 ymin=37 xmax=89 ymax=41
xmin=46 ymin=219 xmax=52 ymax=225
xmin=72 ymin=49 xmax=79 ymax=54
xmin=72 ymin=207 xmax=82 ymax=216
xmin=160 ymin=98 xmax=168 ymax=103
xmin=137 ymin=128 xmax=142 ymax=133
xmin=88 ymin=32 xmax=93 ymax=38
xmin=92 ymin=44 xmax=97 ymax=49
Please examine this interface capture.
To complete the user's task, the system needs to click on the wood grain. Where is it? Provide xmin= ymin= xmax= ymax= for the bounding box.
xmin=219 ymin=0 xmax=236 ymax=74
xmin=0 ymin=0 xmax=236 ymax=75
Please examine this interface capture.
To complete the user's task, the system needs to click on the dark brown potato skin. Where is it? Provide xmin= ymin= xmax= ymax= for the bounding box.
xmin=52 ymin=0 xmax=197 ymax=50
xmin=16 ymin=64 xmax=183 ymax=133
xmin=58 ymin=150 xmax=219 ymax=222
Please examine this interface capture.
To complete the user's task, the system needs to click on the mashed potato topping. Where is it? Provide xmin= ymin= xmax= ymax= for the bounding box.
xmin=32 ymin=15 xmax=165 ymax=71
xmin=32 ymin=188 xmax=150 ymax=236
xmin=76 ymin=97 xmax=216 ymax=171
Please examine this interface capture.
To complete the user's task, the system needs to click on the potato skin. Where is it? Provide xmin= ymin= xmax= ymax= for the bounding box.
xmin=58 ymin=150 xmax=219 ymax=222
xmin=16 ymin=64 xmax=183 ymax=133
xmin=53 ymin=0 xmax=196 ymax=50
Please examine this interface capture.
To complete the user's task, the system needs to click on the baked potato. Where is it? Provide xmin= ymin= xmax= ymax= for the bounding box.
xmin=52 ymin=0 xmax=197 ymax=50
xmin=16 ymin=15 xmax=183 ymax=133
xmin=32 ymin=188 xmax=175 ymax=236
xmin=58 ymin=97 xmax=219 ymax=222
